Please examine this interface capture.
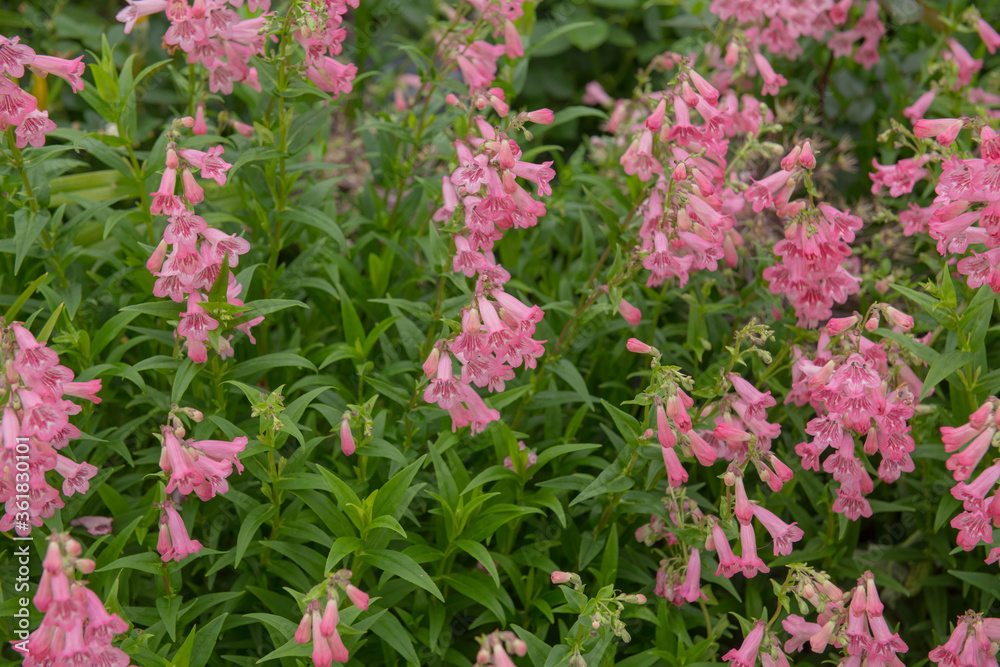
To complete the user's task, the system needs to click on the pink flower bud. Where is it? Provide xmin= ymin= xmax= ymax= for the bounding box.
xmin=825 ymin=314 xmax=859 ymax=336
xmin=914 ymin=117 xmax=964 ymax=146
xmin=551 ymin=571 xmax=574 ymax=584
xmin=182 ymin=169 xmax=204 ymax=205
xmin=146 ymin=239 xmax=168 ymax=273
xmin=724 ymin=40 xmax=739 ymax=67
xmin=645 ymin=98 xmax=666 ymax=132
xmin=799 ymin=140 xmax=816 ymax=168
xmin=864 ymin=314 xmax=879 ymax=331
xmin=619 ymin=298 xmax=642 ymax=326
xmin=526 ymin=108 xmax=555 ymax=125
xmin=626 ymin=338 xmax=652 ymax=354
xmin=294 ymin=613 xmax=312 ymax=644
xmin=179 ymin=116 xmax=196 ymax=128
xmin=346 ymin=583 xmax=369 ymax=610
xmin=445 ymin=93 xmax=460 ymax=106
xmin=340 ymin=418 xmax=355 ymax=456
xmin=884 ymin=306 xmax=913 ymax=331
xmin=165 ymin=148 xmax=179 ymax=169
xmin=422 ymin=347 xmax=441 ymax=378
xmin=780 ymin=146 xmax=801 ymax=171
xmin=672 ymin=162 xmax=687 ymax=181
xmin=193 ymin=104 xmax=208 ymax=136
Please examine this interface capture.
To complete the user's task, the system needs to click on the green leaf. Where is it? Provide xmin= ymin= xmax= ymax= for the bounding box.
xmin=14 ymin=208 xmax=52 ymax=275
xmin=235 ymin=504 xmax=275 ymax=568
xmin=949 ymin=570 xmax=1000 ymax=601
xmin=35 ymin=303 xmax=64 ymax=344
xmin=568 ymin=18 xmax=610 ymax=51
xmin=364 ymin=515 xmax=408 ymax=539
xmin=364 ymin=548 xmax=445 ymax=601
xmin=326 ymin=535 xmax=364 ymax=571
xmin=96 ymin=552 xmax=164 ymax=575
xmin=171 ymin=625 xmax=198 ymax=667
xmin=372 ymin=455 xmax=426 ymax=518
xmin=550 ymin=358 xmax=596 ymax=409
xmin=921 ymin=350 xmax=976 ymax=400
xmin=190 ymin=613 xmax=228 ymax=667
xmin=454 ymin=539 xmax=500 ymax=587
xmin=337 ymin=284 xmax=365 ymax=348
xmin=156 ymin=595 xmax=182 ymax=641
xmin=5 ymin=273 xmax=50 ymax=321
xmin=369 ymin=611 xmax=420 ymax=665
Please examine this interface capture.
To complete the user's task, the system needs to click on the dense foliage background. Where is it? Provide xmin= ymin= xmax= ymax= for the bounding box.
xmin=2 ymin=0 xmax=1000 ymax=665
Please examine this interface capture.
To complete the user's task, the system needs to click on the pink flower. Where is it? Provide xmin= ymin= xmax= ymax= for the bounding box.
xmin=745 ymin=170 xmax=792 ymax=212
xmin=158 ymin=502 xmax=204 ymax=562
xmin=0 ymin=35 xmax=37 ymax=78
xmin=339 ymin=418 xmax=355 ymax=456
xmin=751 ymin=505 xmax=804 ymax=556
xmin=946 ymin=38 xmax=982 ymax=87
xmin=69 ymin=515 xmax=114 ymax=536
xmin=15 ymin=109 xmax=57 ymax=148
xmin=550 ymin=571 xmax=574 ymax=584
xmin=903 ymin=90 xmax=935 ymax=122
xmin=724 ymin=620 xmax=766 ymax=667
xmin=582 ymin=80 xmax=613 ymax=106
xmin=870 ymin=156 xmax=930 ymax=197
xmin=978 ymin=19 xmax=1000 ymax=55
xmin=29 ymin=55 xmax=86 ymax=93
xmin=914 ymin=118 xmax=964 ymax=146
xmin=345 ymin=583 xmax=369 ymax=610
xmin=627 ymin=338 xmax=653 ymax=354
xmin=620 ymin=129 xmax=662 ymax=182
xmin=679 ymin=548 xmax=703 ymax=602
xmin=753 ymin=52 xmax=787 ymax=96
xmin=619 ymin=298 xmax=642 ymax=326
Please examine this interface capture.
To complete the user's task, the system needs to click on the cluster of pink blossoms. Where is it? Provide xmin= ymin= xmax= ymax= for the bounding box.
xmin=438 ymin=0 xmax=525 ymax=97
xmin=117 ymin=0 xmax=358 ymax=97
xmin=1 ymin=322 xmax=101 ymax=535
xmin=781 ymin=571 xmax=907 ymax=667
xmin=930 ymin=611 xmax=1000 ymax=666
xmin=898 ymin=119 xmax=1000 ymax=292
xmin=612 ymin=58 xmax=749 ymax=289
xmin=872 ymin=18 xmax=1000 ymax=292
xmin=293 ymin=570 xmax=370 ymax=666
xmin=629 ymin=339 xmax=801 ymax=583
xmin=155 ymin=408 xmax=247 ymax=561
xmin=636 ymin=495 xmax=706 ymax=605
xmin=145 ymin=118 xmax=264 ymax=363
xmin=474 ymin=630 xmax=527 ymax=667
xmin=940 ymin=398 xmax=1000 ymax=565
xmin=749 ymin=143 xmax=865 ymax=327
xmin=0 ymin=35 xmax=85 ymax=148
xmin=421 ymin=2 xmax=552 ymax=434
xmin=709 ymin=473 xmax=805 ymax=580
xmin=787 ymin=307 xmax=923 ymax=520
xmin=708 ymin=0 xmax=885 ymax=68
xmin=12 ymin=533 xmax=131 ymax=666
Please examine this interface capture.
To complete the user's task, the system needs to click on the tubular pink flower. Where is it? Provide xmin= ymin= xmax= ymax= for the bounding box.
xmin=978 ymin=19 xmax=1000 ymax=54
xmin=751 ymin=505 xmax=804 ymax=556
xmin=679 ymin=548 xmax=702 ymax=602
xmin=618 ymin=297 xmax=642 ymax=326
xmin=29 ymin=55 xmax=86 ymax=93
xmin=914 ymin=118 xmax=964 ymax=146
xmin=661 ymin=445 xmax=688 ymax=487
xmin=339 ymin=418 xmax=355 ymax=456
xmin=723 ymin=620 xmax=765 ymax=667
xmin=345 ymin=583 xmax=369 ymax=610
